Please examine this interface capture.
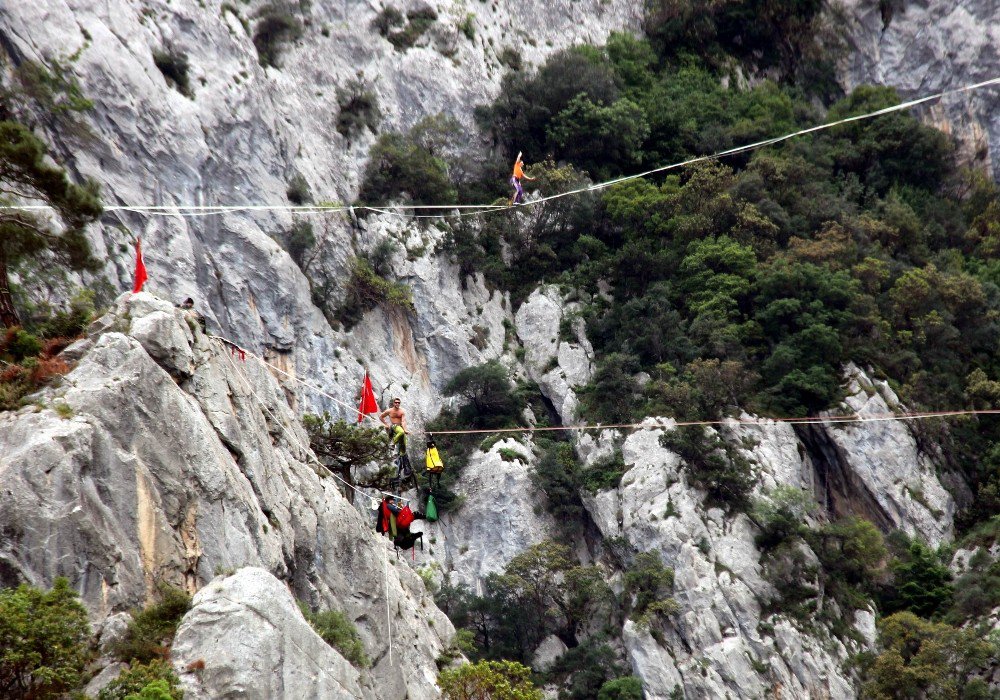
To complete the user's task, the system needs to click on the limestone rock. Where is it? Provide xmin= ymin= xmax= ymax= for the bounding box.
xmin=514 ymin=286 xmax=594 ymax=423
xmin=172 ymin=567 xmax=364 ymax=699
xmin=839 ymin=0 xmax=1000 ymax=178
xmin=0 ymin=299 xmax=452 ymax=699
xmin=808 ymin=365 xmax=956 ymax=546
xmin=423 ymin=438 xmax=558 ymax=588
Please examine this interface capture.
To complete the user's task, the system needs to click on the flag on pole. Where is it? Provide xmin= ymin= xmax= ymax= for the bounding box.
xmin=357 ymin=371 xmax=379 ymax=423
xmin=133 ymin=239 xmax=148 ymax=293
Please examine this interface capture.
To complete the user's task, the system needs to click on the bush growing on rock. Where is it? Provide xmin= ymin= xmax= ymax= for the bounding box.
xmin=252 ymin=3 xmax=303 ymax=68
xmin=98 ymin=659 xmax=182 ymax=700
xmin=336 ymin=78 xmax=380 ymax=138
xmin=624 ymin=551 xmax=676 ymax=625
xmin=152 ymin=50 xmax=192 ymax=98
xmin=438 ymin=659 xmax=542 ymax=700
xmin=659 ymin=426 xmax=756 ymax=511
xmin=298 ymin=603 xmax=370 ymax=669
xmin=336 ymin=256 xmax=415 ymax=329
xmin=109 ymin=584 xmax=192 ymax=664
xmin=0 ymin=578 xmax=91 ymax=699
xmin=357 ymin=132 xmax=456 ymax=207
xmin=597 ymin=676 xmax=644 ymax=700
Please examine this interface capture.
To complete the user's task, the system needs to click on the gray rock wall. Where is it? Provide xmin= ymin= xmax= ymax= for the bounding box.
xmin=839 ymin=0 xmax=1000 ymax=177
xmin=0 ymin=294 xmax=451 ymax=698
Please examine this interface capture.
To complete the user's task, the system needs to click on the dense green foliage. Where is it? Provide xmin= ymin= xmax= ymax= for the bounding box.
xmin=303 ymin=413 xmax=392 ymax=500
xmin=98 ymin=660 xmax=183 ymax=700
xmin=0 ymin=119 xmax=102 ymax=329
xmin=298 ymin=602 xmax=370 ymax=668
xmin=438 ymin=659 xmax=542 ymax=700
xmin=861 ymin=612 xmax=998 ymax=699
xmin=0 ymin=578 xmax=91 ymax=699
xmin=358 ymin=130 xmax=456 ymax=207
xmin=109 ymin=584 xmax=192 ymax=665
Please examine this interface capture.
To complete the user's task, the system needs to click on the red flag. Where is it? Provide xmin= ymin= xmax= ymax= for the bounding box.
xmin=132 ymin=239 xmax=148 ymax=293
xmin=357 ymin=371 xmax=379 ymax=423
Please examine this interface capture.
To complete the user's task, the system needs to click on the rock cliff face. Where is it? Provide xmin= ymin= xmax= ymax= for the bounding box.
xmin=839 ymin=0 xmax=1000 ymax=177
xmin=3 ymin=0 xmax=997 ymax=697
xmin=0 ymin=295 xmax=451 ymax=698
xmin=0 ymin=0 xmax=639 ymax=424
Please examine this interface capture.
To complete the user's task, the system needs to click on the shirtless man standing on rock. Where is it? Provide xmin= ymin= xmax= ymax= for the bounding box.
xmin=379 ymin=397 xmax=408 ymax=435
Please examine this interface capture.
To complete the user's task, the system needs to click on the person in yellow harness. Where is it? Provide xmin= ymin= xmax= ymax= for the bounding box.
xmin=509 ymin=152 xmax=535 ymax=205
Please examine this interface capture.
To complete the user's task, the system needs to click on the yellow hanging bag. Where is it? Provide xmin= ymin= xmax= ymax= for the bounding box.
xmin=425 ymin=444 xmax=444 ymax=473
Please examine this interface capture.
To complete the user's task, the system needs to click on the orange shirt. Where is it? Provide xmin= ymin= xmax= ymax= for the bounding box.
xmin=513 ymin=161 xmax=525 ymax=179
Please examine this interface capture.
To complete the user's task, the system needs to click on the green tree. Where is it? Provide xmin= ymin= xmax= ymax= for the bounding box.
xmin=598 ymin=676 xmax=645 ymax=700
xmin=438 ymin=660 xmax=542 ymax=700
xmin=863 ymin=612 xmax=997 ymax=700
xmin=546 ymin=95 xmax=649 ymax=179
xmin=881 ymin=539 xmax=953 ymax=619
xmin=443 ymin=361 xmax=519 ymax=429
xmin=497 ymin=540 xmax=612 ymax=650
xmin=0 ymin=577 xmax=92 ymax=699
xmin=303 ymin=413 xmax=391 ymax=503
xmin=0 ymin=120 xmax=102 ymax=328
xmin=358 ymin=131 xmax=457 ymax=207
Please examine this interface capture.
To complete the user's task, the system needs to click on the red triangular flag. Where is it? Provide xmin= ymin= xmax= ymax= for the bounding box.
xmin=133 ymin=239 xmax=148 ymax=293
xmin=357 ymin=371 xmax=379 ymax=423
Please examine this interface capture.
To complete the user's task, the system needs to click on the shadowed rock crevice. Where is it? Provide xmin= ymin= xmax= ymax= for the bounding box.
xmin=795 ymin=422 xmax=896 ymax=532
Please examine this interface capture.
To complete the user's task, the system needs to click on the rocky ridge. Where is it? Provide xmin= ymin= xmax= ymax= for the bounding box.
xmin=0 ymin=294 xmax=451 ymax=699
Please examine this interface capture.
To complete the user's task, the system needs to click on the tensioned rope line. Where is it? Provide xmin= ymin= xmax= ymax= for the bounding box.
xmin=4 ymin=76 xmax=1000 ymax=220
xmin=209 ymin=334 xmax=1000 ymax=436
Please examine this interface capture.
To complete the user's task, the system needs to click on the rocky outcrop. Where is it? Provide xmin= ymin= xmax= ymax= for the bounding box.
xmin=0 ymin=294 xmax=451 ymax=698
xmin=172 ymin=567 xmax=365 ymax=699
xmin=421 ymin=437 xmax=557 ymax=588
xmin=0 ymin=0 xmax=640 ymax=424
xmin=586 ymin=421 xmax=858 ymax=699
xmin=802 ymin=366 xmax=956 ymax=547
xmin=838 ymin=0 xmax=1000 ymax=177
xmin=515 ymin=286 xmax=594 ymax=423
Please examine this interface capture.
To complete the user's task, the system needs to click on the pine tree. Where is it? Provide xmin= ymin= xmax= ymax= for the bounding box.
xmin=0 ymin=120 xmax=102 ymax=328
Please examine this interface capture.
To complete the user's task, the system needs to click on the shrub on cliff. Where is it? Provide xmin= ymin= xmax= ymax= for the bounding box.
xmin=109 ymin=584 xmax=192 ymax=664
xmin=0 ymin=578 xmax=91 ymax=699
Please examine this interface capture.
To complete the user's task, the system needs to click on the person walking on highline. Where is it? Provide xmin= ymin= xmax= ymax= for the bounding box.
xmin=509 ymin=151 xmax=535 ymax=205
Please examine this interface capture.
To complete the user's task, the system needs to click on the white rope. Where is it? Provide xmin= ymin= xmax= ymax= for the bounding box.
xmin=4 ymin=76 xmax=998 ymax=221
xmin=384 ymin=543 xmax=392 ymax=666
xmin=211 ymin=333 xmax=1000 ymax=434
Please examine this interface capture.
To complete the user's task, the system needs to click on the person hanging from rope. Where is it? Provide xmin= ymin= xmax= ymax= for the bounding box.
xmin=509 ymin=151 xmax=535 ymax=206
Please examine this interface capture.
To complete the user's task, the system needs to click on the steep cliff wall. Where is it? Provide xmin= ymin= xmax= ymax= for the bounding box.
xmin=0 ymin=294 xmax=452 ymax=698
xmin=839 ymin=0 xmax=1000 ymax=177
